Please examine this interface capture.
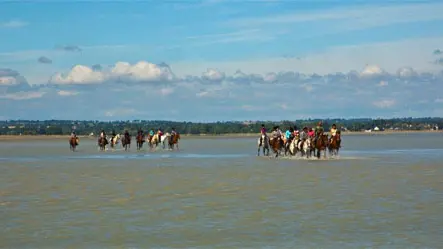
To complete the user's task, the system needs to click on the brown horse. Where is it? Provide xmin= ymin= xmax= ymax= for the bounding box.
xmin=168 ymin=133 xmax=180 ymax=150
xmin=328 ymin=131 xmax=341 ymax=157
xmin=136 ymin=134 xmax=145 ymax=150
xmin=69 ymin=137 xmax=79 ymax=151
xmin=98 ymin=136 xmax=108 ymax=151
xmin=314 ymin=134 xmax=329 ymax=159
xmin=269 ymin=136 xmax=283 ymax=157
xmin=121 ymin=134 xmax=131 ymax=151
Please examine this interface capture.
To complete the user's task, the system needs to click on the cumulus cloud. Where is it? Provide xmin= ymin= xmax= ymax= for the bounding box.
xmin=0 ymin=68 xmax=29 ymax=88
xmin=50 ymin=61 xmax=175 ymax=85
xmin=38 ymin=56 xmax=52 ymax=64
xmin=201 ymin=68 xmax=225 ymax=82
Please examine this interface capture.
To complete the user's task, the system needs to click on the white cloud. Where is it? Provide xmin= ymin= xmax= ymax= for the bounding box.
xmin=49 ymin=61 xmax=175 ymax=85
xmin=397 ymin=67 xmax=417 ymax=78
xmin=57 ymin=90 xmax=79 ymax=96
xmin=360 ymin=65 xmax=386 ymax=77
xmin=50 ymin=65 xmax=105 ymax=84
xmin=0 ymin=20 xmax=28 ymax=28
xmin=373 ymin=99 xmax=396 ymax=108
xmin=0 ymin=91 xmax=45 ymax=100
xmin=202 ymin=68 xmax=225 ymax=81
xmin=435 ymin=98 xmax=443 ymax=103
xmin=159 ymin=87 xmax=174 ymax=96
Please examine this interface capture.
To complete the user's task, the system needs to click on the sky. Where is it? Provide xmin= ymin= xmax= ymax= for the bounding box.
xmin=1 ymin=0 xmax=443 ymax=121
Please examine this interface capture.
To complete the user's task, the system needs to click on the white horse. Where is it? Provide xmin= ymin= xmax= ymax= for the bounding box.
xmin=297 ymin=138 xmax=311 ymax=158
xmin=110 ymin=134 xmax=121 ymax=148
xmin=148 ymin=133 xmax=170 ymax=150
xmin=288 ymin=138 xmax=299 ymax=156
xmin=161 ymin=133 xmax=170 ymax=149
xmin=257 ymin=134 xmax=270 ymax=156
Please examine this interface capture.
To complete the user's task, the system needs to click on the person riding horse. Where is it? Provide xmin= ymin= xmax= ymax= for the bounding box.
xmin=285 ymin=127 xmax=295 ymax=146
xmin=259 ymin=124 xmax=267 ymax=146
xmin=157 ymin=128 xmax=163 ymax=142
xmin=111 ymin=129 xmax=116 ymax=144
xmin=329 ymin=124 xmax=337 ymax=143
xmin=313 ymin=121 xmax=324 ymax=145
xmin=329 ymin=124 xmax=341 ymax=148
xmin=297 ymin=127 xmax=308 ymax=148
xmin=124 ymin=130 xmax=130 ymax=140
xmin=170 ymin=127 xmax=177 ymax=141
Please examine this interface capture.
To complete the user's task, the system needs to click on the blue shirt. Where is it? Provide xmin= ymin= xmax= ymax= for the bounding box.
xmin=285 ymin=130 xmax=291 ymax=139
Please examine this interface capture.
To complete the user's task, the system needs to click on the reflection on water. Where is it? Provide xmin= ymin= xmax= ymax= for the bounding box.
xmin=1 ymin=134 xmax=443 ymax=248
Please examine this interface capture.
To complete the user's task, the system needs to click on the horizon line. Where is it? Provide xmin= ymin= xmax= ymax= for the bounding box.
xmin=1 ymin=116 xmax=443 ymax=123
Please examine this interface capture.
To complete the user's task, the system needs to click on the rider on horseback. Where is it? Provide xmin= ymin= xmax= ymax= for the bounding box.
xmin=70 ymin=130 xmax=77 ymax=138
xmin=259 ymin=124 xmax=267 ymax=146
xmin=285 ymin=127 xmax=294 ymax=145
xmin=100 ymin=129 xmax=106 ymax=138
xmin=124 ymin=130 xmax=130 ymax=139
xmin=111 ymin=129 xmax=116 ymax=143
xmin=329 ymin=124 xmax=337 ymax=143
xmin=171 ymin=127 xmax=177 ymax=141
xmin=157 ymin=128 xmax=163 ymax=142
xmin=314 ymin=121 xmax=324 ymax=145
xmin=298 ymin=127 xmax=308 ymax=148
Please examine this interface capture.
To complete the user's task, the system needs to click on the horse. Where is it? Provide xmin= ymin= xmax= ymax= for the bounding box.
xmin=69 ymin=136 xmax=79 ymax=151
xmin=257 ymin=134 xmax=270 ymax=156
xmin=121 ymin=134 xmax=131 ymax=151
xmin=149 ymin=134 xmax=160 ymax=149
xmin=110 ymin=134 xmax=121 ymax=148
xmin=136 ymin=133 xmax=145 ymax=150
xmin=168 ymin=133 xmax=180 ymax=150
xmin=314 ymin=134 xmax=329 ymax=159
xmin=288 ymin=137 xmax=300 ymax=156
xmin=269 ymin=135 xmax=283 ymax=157
xmin=328 ymin=132 xmax=341 ymax=157
xmin=283 ymin=136 xmax=295 ymax=156
xmin=297 ymin=138 xmax=311 ymax=158
xmin=161 ymin=133 xmax=170 ymax=149
xmin=98 ymin=136 xmax=108 ymax=151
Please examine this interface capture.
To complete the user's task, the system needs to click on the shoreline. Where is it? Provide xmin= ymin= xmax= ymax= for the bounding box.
xmin=0 ymin=130 xmax=441 ymax=141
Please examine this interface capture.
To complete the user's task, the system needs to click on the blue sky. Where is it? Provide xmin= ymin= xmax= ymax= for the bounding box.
xmin=1 ymin=0 xmax=443 ymax=121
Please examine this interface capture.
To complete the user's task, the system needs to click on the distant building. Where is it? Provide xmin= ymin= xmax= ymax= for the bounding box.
xmin=373 ymin=126 xmax=380 ymax=131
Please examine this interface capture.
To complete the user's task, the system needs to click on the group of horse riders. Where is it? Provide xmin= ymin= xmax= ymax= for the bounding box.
xmin=89 ymin=127 xmax=178 ymax=144
xmin=259 ymin=121 xmax=341 ymax=149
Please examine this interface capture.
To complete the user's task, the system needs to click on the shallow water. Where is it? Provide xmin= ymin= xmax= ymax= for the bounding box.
xmin=1 ymin=133 xmax=443 ymax=248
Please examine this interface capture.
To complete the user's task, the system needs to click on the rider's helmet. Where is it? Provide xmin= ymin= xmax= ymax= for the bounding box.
xmin=332 ymin=123 xmax=336 ymax=128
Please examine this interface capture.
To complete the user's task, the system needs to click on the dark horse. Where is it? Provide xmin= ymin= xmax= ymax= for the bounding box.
xmin=168 ymin=133 xmax=180 ymax=150
xmin=98 ymin=136 xmax=108 ymax=151
xmin=69 ymin=137 xmax=79 ymax=151
xmin=122 ymin=134 xmax=131 ymax=151
xmin=328 ymin=131 xmax=341 ymax=157
xmin=269 ymin=136 xmax=283 ymax=158
xmin=136 ymin=134 xmax=145 ymax=150
xmin=314 ymin=134 xmax=329 ymax=159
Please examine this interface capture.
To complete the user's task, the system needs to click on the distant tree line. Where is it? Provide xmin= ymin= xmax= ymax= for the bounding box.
xmin=0 ymin=118 xmax=441 ymax=136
